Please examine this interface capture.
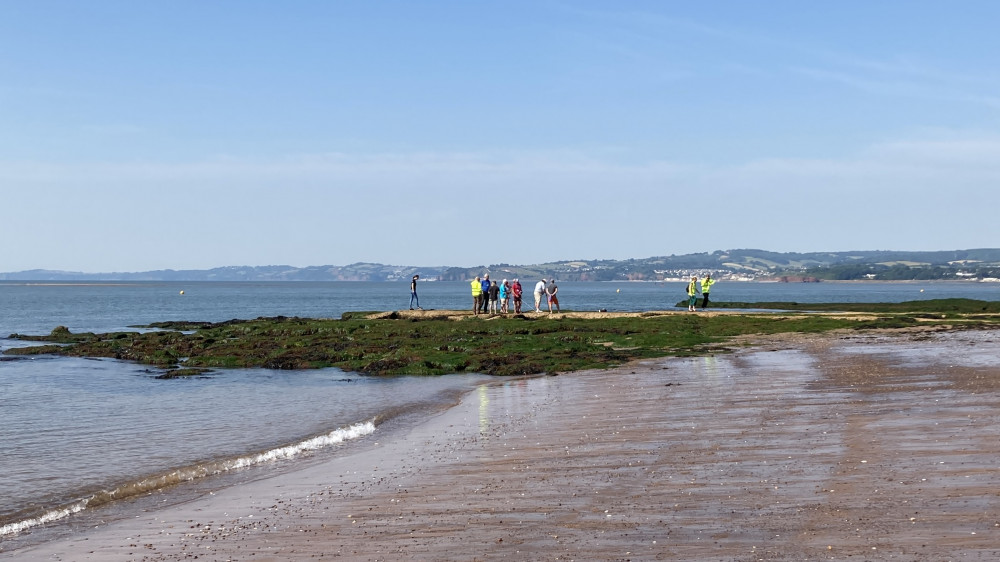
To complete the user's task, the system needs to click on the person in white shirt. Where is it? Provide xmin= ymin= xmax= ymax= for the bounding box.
xmin=533 ymin=279 xmax=547 ymax=313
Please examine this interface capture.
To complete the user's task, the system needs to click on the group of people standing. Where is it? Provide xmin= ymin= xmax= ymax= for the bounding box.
xmin=685 ymin=274 xmax=715 ymax=311
xmin=464 ymin=275 xmax=561 ymax=315
xmin=532 ymin=278 xmax=559 ymax=313
xmin=409 ymin=273 xmax=716 ymax=314
xmin=469 ymin=275 xmax=536 ymax=315
xmin=410 ymin=273 xmax=559 ymax=315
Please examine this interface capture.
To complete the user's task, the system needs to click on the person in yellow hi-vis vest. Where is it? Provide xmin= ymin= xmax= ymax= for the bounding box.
xmin=701 ymin=274 xmax=716 ymax=308
xmin=471 ymin=276 xmax=483 ymax=315
xmin=686 ymin=275 xmax=700 ymax=312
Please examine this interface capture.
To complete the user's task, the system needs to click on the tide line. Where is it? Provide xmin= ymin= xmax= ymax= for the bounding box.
xmin=0 ymin=419 xmax=377 ymax=538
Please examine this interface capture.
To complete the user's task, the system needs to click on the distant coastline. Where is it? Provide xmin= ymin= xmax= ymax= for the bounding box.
xmin=2 ymin=248 xmax=999 ymax=283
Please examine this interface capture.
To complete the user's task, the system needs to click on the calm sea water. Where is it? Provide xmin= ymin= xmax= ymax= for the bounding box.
xmin=1 ymin=280 xmax=998 ymax=547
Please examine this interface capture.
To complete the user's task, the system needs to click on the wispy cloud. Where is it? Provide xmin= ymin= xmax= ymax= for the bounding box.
xmin=0 ymin=150 xmax=696 ymax=199
xmin=794 ymin=65 xmax=1000 ymax=109
xmin=4 ymin=132 xmax=999 ymax=195
xmin=821 ymin=51 xmax=1000 ymax=89
xmin=562 ymin=5 xmax=1000 ymax=110
xmin=2 ymin=133 xmax=997 ymax=270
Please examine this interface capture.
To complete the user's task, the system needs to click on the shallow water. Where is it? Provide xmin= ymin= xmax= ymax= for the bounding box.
xmin=0 ymin=353 xmax=487 ymax=540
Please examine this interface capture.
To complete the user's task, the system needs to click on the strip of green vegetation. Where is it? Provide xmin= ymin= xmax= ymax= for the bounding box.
xmin=682 ymin=298 xmax=1000 ymax=314
xmin=6 ymin=300 xmax=1000 ymax=377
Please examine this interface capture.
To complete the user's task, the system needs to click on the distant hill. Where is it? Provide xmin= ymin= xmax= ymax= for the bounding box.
xmin=3 ymin=249 xmax=1000 ymax=282
xmin=0 ymin=263 xmax=437 ymax=282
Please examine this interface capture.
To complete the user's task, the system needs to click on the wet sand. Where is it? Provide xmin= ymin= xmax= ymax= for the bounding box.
xmin=5 ymin=328 xmax=1000 ymax=561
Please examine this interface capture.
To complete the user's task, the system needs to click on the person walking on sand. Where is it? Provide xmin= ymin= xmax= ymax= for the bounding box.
xmin=700 ymin=274 xmax=716 ymax=308
xmin=687 ymin=275 xmax=700 ymax=312
xmin=479 ymin=274 xmax=492 ymax=314
xmin=471 ymin=276 xmax=482 ymax=315
xmin=546 ymin=279 xmax=560 ymax=313
xmin=499 ymin=279 xmax=510 ymax=314
xmin=409 ymin=275 xmax=422 ymax=310
xmin=534 ymin=279 xmax=547 ymax=313
xmin=512 ymin=279 xmax=523 ymax=313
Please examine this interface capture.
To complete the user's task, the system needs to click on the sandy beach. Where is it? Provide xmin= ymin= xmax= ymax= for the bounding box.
xmin=5 ymin=328 xmax=1000 ymax=561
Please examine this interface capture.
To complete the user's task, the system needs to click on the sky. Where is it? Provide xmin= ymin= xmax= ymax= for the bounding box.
xmin=2 ymin=1 xmax=999 ymax=272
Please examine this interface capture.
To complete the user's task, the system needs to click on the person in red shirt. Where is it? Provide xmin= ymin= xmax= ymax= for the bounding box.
xmin=511 ymin=279 xmax=523 ymax=313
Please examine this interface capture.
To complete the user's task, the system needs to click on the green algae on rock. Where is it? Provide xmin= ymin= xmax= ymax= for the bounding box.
xmin=6 ymin=300 xmax=1000 ymax=377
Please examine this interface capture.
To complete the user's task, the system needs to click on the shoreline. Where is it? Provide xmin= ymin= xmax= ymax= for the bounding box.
xmin=6 ymin=328 xmax=1000 ymax=560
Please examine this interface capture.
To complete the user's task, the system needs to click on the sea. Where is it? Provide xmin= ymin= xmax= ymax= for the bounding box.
xmin=2 ymin=279 xmax=999 ymax=551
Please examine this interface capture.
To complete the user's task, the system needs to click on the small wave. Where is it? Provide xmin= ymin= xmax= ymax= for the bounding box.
xmin=225 ymin=420 xmax=377 ymax=470
xmin=0 ymin=420 xmax=376 ymax=538
xmin=0 ymin=500 xmax=89 ymax=538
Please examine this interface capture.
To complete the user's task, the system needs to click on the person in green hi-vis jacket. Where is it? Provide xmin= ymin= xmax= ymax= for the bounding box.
xmin=687 ymin=275 xmax=700 ymax=312
xmin=701 ymin=274 xmax=716 ymax=308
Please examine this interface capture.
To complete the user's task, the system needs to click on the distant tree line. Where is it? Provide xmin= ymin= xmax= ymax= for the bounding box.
xmin=803 ymin=264 xmax=1000 ymax=281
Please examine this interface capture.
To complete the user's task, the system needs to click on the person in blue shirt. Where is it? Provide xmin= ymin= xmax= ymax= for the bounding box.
xmin=479 ymin=274 xmax=492 ymax=313
xmin=499 ymin=279 xmax=510 ymax=313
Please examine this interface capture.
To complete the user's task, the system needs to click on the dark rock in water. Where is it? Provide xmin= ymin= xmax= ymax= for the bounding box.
xmin=155 ymin=368 xmax=212 ymax=379
xmin=776 ymin=276 xmax=820 ymax=283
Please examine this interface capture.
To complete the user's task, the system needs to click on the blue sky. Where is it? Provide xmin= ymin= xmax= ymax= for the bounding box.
xmin=2 ymin=1 xmax=999 ymax=272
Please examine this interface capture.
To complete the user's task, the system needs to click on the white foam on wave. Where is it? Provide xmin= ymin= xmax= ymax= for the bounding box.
xmin=0 ymin=499 xmax=88 ymax=537
xmin=227 ymin=420 xmax=376 ymax=470
xmin=0 ymin=420 xmax=377 ymax=538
